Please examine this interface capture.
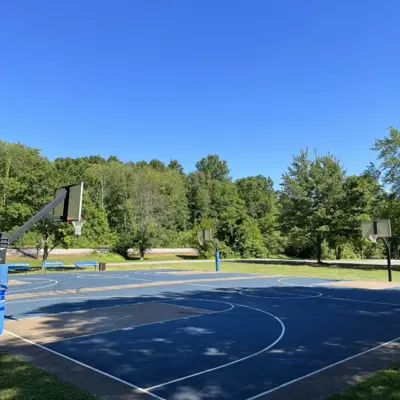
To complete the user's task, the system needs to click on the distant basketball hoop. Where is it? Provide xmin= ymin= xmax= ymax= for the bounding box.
xmin=369 ymin=234 xmax=378 ymax=243
xmin=72 ymin=220 xmax=85 ymax=236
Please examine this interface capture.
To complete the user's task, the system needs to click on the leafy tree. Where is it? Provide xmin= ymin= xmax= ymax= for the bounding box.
xmin=195 ymin=154 xmax=230 ymax=181
xmin=35 ymin=220 xmax=72 ymax=264
xmin=236 ymin=175 xmax=281 ymax=254
xmin=372 ymin=127 xmax=400 ymax=194
xmin=280 ymin=150 xmax=347 ymax=263
xmin=149 ymin=159 xmax=166 ymax=171
xmin=168 ymin=159 xmax=184 ymax=174
xmin=0 ymin=141 xmax=55 ymax=233
xmin=187 ymin=171 xmax=211 ymax=224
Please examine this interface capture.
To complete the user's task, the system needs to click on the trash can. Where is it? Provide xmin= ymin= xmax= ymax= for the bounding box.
xmin=99 ymin=262 xmax=106 ymax=271
xmin=0 ymin=264 xmax=8 ymax=335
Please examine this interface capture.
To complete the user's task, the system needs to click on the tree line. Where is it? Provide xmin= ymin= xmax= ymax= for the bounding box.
xmin=0 ymin=127 xmax=399 ymax=262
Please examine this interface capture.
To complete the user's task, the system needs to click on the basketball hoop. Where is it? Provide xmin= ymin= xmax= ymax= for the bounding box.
xmin=369 ymin=234 xmax=378 ymax=243
xmin=72 ymin=220 xmax=85 ymax=236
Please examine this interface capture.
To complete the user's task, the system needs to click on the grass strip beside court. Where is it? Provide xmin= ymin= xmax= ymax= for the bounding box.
xmin=330 ymin=363 xmax=400 ymax=399
xmin=0 ymin=352 xmax=97 ymax=400
xmin=99 ymin=261 xmax=400 ymax=282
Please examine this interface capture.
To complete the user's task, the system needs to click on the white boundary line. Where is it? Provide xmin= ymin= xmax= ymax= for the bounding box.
xmin=321 ymin=296 xmax=400 ymax=307
xmin=279 ymin=277 xmax=400 ymax=307
xmin=8 ymin=279 xmax=58 ymax=294
xmin=7 ymin=294 xmax=146 ymax=305
xmin=45 ymin=302 xmax=234 ymax=344
xmin=11 ymin=300 xmax=154 ymax=321
xmin=8 ymin=295 xmax=285 ymax=394
xmin=3 ymin=329 xmax=165 ymax=400
xmin=76 ymin=274 xmax=153 ymax=282
xmin=239 ymin=289 xmax=323 ymax=300
xmin=184 ymin=282 xmax=238 ymax=292
xmin=145 ymin=299 xmax=285 ymax=391
xmin=245 ymin=334 xmax=400 ymax=400
xmin=184 ymin=281 xmax=322 ymax=299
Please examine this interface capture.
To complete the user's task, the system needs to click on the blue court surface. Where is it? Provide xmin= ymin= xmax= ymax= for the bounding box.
xmin=3 ymin=268 xmax=400 ymax=400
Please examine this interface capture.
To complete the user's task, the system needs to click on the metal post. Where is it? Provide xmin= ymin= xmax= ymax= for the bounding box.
xmin=382 ymin=238 xmax=392 ymax=282
xmin=211 ymin=241 xmax=220 ymax=272
xmin=8 ymin=191 xmax=66 ymax=245
xmin=215 ymin=250 xmax=220 ymax=272
xmin=0 ymin=232 xmax=9 ymax=335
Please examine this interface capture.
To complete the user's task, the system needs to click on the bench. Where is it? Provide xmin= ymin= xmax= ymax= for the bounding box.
xmin=7 ymin=263 xmax=31 ymax=273
xmin=43 ymin=261 xmax=65 ymax=270
xmin=73 ymin=260 xmax=98 ymax=270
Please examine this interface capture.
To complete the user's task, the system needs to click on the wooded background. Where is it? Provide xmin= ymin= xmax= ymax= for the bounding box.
xmin=1 ymin=127 xmax=399 ymax=262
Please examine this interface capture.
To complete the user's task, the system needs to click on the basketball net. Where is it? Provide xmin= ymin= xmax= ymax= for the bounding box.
xmin=369 ymin=234 xmax=378 ymax=243
xmin=72 ymin=220 xmax=85 ymax=236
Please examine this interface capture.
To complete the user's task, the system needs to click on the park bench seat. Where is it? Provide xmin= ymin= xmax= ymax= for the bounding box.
xmin=73 ymin=260 xmax=98 ymax=270
xmin=7 ymin=263 xmax=31 ymax=273
xmin=43 ymin=261 xmax=65 ymax=270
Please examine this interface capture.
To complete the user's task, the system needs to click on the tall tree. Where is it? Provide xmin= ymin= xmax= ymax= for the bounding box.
xmin=195 ymin=154 xmax=230 ymax=181
xmin=168 ymin=159 xmax=184 ymax=174
xmin=280 ymin=150 xmax=347 ymax=263
xmin=372 ymin=127 xmax=400 ymax=194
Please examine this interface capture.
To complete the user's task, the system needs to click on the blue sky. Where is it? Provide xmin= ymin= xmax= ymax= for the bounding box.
xmin=1 ymin=1 xmax=399 ymax=184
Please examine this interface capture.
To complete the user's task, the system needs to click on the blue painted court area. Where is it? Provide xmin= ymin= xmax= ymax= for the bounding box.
xmin=3 ymin=269 xmax=400 ymax=399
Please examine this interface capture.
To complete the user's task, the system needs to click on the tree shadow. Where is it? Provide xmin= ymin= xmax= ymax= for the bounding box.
xmin=2 ymin=284 xmax=400 ymax=399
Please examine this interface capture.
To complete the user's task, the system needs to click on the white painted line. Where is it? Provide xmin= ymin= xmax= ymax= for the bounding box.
xmin=76 ymin=274 xmax=153 ymax=282
xmin=8 ymin=279 xmax=58 ymax=294
xmin=321 ymin=296 xmax=400 ymax=307
xmin=23 ymin=278 xmax=57 ymax=281
xmin=6 ymin=294 xmax=148 ymax=305
xmin=46 ymin=303 xmax=234 ymax=344
xmin=245 ymin=335 xmax=400 ymax=400
xmin=184 ymin=282 xmax=244 ymax=293
xmin=185 ymin=282 xmax=221 ymax=288
xmin=239 ymin=288 xmax=323 ymax=300
xmin=145 ymin=300 xmax=285 ymax=391
xmin=12 ymin=301 xmax=153 ymax=321
xmin=279 ymin=277 xmax=400 ymax=307
xmin=4 ymin=329 xmax=165 ymax=400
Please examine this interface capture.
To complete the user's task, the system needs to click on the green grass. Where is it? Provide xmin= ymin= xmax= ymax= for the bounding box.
xmin=330 ymin=364 xmax=400 ymax=399
xmin=0 ymin=352 xmax=97 ymax=400
xmin=149 ymin=261 xmax=400 ymax=282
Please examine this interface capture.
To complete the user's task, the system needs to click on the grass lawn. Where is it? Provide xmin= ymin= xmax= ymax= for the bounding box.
xmin=110 ymin=260 xmax=399 ymax=282
xmin=330 ymin=364 xmax=400 ymax=399
xmin=0 ymin=352 xmax=97 ymax=400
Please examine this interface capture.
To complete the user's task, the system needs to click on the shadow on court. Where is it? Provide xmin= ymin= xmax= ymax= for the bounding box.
xmin=1 ymin=283 xmax=400 ymax=399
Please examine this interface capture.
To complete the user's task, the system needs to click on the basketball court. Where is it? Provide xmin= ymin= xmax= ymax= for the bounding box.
xmin=1 ymin=268 xmax=400 ymax=400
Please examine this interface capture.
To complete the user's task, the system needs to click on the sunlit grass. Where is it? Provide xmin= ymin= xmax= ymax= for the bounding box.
xmin=0 ymin=352 xmax=97 ymax=400
xmin=330 ymin=364 xmax=400 ymax=399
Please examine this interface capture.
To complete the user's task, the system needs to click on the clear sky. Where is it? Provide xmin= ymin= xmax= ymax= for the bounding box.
xmin=1 ymin=1 xmax=399 ymax=184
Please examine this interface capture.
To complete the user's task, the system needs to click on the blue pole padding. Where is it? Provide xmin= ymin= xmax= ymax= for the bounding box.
xmin=0 ymin=264 xmax=8 ymax=335
xmin=215 ymin=251 xmax=220 ymax=272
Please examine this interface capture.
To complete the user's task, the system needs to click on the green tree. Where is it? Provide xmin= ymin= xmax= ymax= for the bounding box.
xmin=236 ymin=175 xmax=281 ymax=254
xmin=195 ymin=154 xmax=230 ymax=181
xmin=280 ymin=150 xmax=347 ymax=263
xmin=168 ymin=159 xmax=184 ymax=174
xmin=187 ymin=171 xmax=211 ymax=224
xmin=372 ymin=127 xmax=400 ymax=194
xmin=149 ymin=159 xmax=166 ymax=171
xmin=0 ymin=141 xmax=55 ymax=233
